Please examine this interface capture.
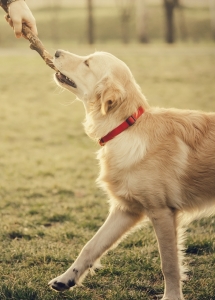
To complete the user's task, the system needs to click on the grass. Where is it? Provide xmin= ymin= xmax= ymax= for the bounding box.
xmin=0 ymin=43 xmax=215 ymax=300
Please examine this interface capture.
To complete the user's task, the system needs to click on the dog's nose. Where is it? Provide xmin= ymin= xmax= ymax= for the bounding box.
xmin=55 ymin=50 xmax=61 ymax=58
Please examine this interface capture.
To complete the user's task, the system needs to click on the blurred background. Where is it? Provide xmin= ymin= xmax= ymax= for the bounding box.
xmin=0 ymin=0 xmax=214 ymax=46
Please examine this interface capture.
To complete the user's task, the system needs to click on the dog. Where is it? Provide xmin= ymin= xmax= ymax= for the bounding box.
xmin=48 ymin=50 xmax=215 ymax=300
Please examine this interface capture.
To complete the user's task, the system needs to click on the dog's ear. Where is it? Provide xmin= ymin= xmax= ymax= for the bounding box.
xmin=95 ymin=76 xmax=126 ymax=115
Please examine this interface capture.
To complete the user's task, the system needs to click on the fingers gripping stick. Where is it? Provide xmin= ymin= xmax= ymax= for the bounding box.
xmin=0 ymin=2 xmax=57 ymax=71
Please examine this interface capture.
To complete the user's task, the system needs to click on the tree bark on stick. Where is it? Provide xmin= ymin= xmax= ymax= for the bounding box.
xmin=0 ymin=2 xmax=57 ymax=71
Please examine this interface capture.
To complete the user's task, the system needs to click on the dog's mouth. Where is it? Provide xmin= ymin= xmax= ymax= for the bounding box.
xmin=55 ymin=71 xmax=77 ymax=88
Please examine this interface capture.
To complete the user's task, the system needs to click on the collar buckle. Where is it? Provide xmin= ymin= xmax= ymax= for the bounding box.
xmin=126 ymin=115 xmax=136 ymax=126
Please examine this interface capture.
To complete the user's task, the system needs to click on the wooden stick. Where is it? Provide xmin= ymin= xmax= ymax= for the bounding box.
xmin=0 ymin=2 xmax=57 ymax=71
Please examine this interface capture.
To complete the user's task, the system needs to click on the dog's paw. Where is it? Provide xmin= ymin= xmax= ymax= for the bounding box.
xmin=48 ymin=276 xmax=76 ymax=292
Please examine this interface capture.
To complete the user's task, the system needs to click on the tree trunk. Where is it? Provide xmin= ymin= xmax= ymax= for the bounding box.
xmin=136 ymin=0 xmax=148 ymax=43
xmin=177 ymin=2 xmax=187 ymax=41
xmin=87 ymin=0 xmax=94 ymax=44
xmin=115 ymin=0 xmax=134 ymax=44
xmin=163 ymin=0 xmax=177 ymax=43
xmin=121 ymin=9 xmax=130 ymax=44
xmin=51 ymin=0 xmax=62 ymax=43
xmin=210 ymin=0 xmax=215 ymax=40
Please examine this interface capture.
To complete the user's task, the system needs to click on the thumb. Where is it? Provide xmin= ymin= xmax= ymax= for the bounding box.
xmin=31 ymin=24 xmax=38 ymax=36
xmin=25 ymin=22 xmax=38 ymax=36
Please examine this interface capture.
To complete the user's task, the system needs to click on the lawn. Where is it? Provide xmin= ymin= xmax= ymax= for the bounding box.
xmin=0 ymin=43 xmax=215 ymax=300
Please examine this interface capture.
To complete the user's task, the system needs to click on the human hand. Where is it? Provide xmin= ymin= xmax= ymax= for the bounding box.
xmin=5 ymin=0 xmax=38 ymax=38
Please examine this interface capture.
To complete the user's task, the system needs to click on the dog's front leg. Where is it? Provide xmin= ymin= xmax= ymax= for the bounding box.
xmin=49 ymin=207 xmax=143 ymax=292
xmin=149 ymin=208 xmax=184 ymax=300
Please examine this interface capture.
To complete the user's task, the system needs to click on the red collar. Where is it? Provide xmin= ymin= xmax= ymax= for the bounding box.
xmin=99 ymin=106 xmax=144 ymax=146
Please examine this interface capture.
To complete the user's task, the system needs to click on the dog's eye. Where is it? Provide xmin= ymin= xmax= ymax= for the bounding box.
xmin=84 ymin=60 xmax=89 ymax=67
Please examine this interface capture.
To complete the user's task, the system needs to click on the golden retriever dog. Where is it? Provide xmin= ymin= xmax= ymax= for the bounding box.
xmin=48 ymin=50 xmax=215 ymax=300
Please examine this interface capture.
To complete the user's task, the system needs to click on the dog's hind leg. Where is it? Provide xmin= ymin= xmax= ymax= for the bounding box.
xmin=49 ymin=206 xmax=143 ymax=292
xmin=148 ymin=208 xmax=184 ymax=300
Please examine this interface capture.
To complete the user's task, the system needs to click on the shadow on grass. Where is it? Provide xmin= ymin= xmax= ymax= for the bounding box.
xmin=186 ymin=240 xmax=214 ymax=255
xmin=5 ymin=231 xmax=32 ymax=240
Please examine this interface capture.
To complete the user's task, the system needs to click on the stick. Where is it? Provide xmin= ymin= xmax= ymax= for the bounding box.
xmin=0 ymin=2 xmax=57 ymax=71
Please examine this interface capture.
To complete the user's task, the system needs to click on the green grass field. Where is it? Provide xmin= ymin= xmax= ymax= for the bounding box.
xmin=0 ymin=43 xmax=215 ymax=300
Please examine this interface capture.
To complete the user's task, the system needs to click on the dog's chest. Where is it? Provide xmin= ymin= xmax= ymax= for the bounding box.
xmin=96 ymin=136 xmax=192 ymax=211
xmin=97 ymin=145 xmax=147 ymax=205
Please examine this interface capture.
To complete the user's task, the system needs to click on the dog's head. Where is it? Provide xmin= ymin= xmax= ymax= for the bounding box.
xmin=53 ymin=50 xmax=137 ymax=115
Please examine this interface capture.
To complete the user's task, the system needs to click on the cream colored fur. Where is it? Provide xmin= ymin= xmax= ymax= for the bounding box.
xmin=48 ymin=50 xmax=215 ymax=300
